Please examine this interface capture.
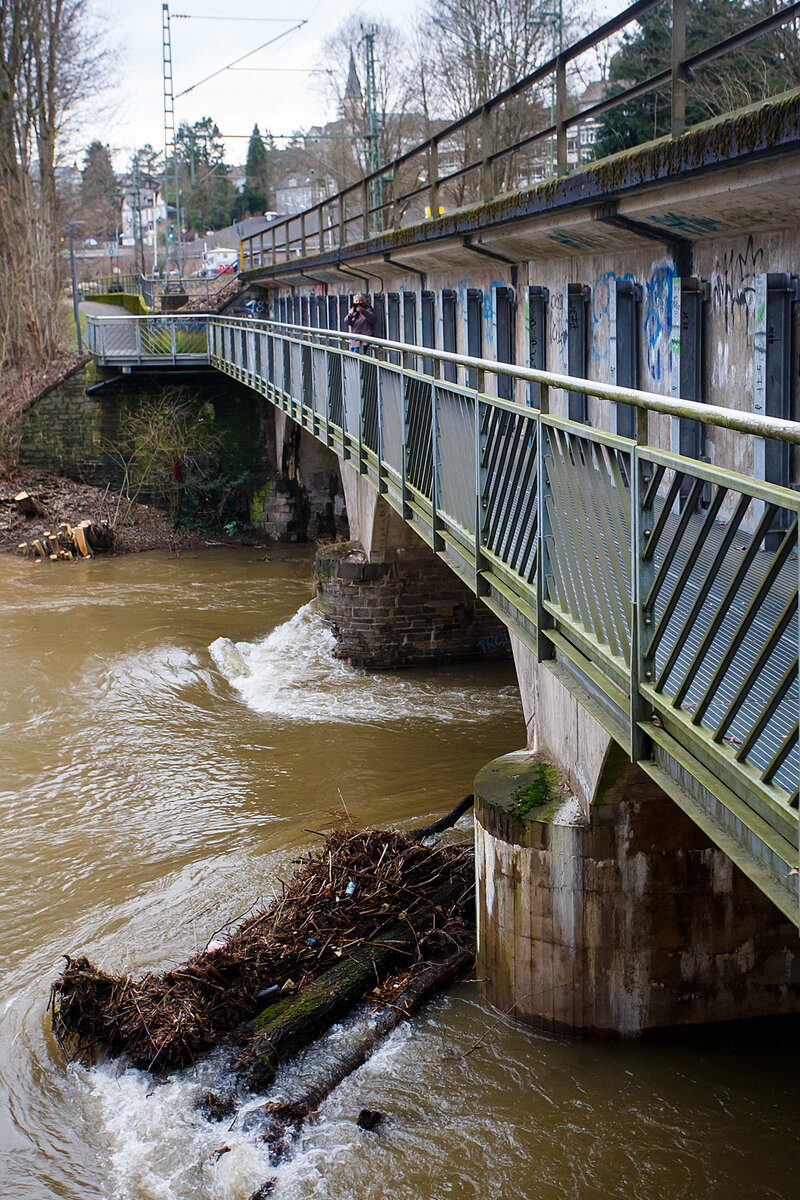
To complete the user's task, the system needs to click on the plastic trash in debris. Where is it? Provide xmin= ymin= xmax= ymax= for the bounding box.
xmin=345 ymin=881 xmax=356 ymax=898
xmin=205 ymin=939 xmax=227 ymax=954
xmin=255 ymin=984 xmax=280 ymax=1001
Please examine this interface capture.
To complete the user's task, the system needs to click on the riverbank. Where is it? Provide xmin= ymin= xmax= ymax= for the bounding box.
xmin=0 ymin=469 xmax=200 ymax=554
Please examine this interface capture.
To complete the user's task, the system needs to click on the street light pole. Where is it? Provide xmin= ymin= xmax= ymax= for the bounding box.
xmin=69 ymin=220 xmax=85 ymax=356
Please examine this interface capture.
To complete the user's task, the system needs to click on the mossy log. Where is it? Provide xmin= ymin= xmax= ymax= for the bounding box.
xmin=242 ymin=948 xmax=471 ymax=1180
xmin=238 ymin=879 xmax=469 ymax=1091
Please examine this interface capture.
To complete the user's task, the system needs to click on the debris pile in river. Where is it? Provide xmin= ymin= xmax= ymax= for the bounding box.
xmin=50 ymin=824 xmax=475 ymax=1074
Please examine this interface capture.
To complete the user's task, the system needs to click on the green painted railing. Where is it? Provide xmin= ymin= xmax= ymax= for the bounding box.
xmin=85 ymin=310 xmax=800 ymax=922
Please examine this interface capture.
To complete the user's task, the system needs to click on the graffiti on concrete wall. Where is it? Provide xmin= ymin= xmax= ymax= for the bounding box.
xmin=549 ymin=286 xmax=566 ymax=362
xmin=591 ymin=270 xmax=634 ymax=364
xmin=643 ymin=264 xmax=673 ymax=385
xmin=711 ymin=235 xmax=764 ymax=333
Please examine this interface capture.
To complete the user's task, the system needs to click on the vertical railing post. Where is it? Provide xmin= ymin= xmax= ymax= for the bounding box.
xmin=376 ymin=364 xmax=386 ymax=495
xmin=555 ymin=57 xmax=568 ymax=176
xmin=357 ymin=354 xmax=366 ymax=475
xmin=300 ymin=211 xmax=307 ymax=258
xmin=170 ymin=319 xmax=177 ymax=362
xmin=474 ymin=387 xmax=489 ymax=596
xmin=431 ymin=382 xmax=443 ymax=551
xmin=631 ymin=404 xmax=655 ymax=764
xmin=338 ymin=194 xmax=346 ymax=248
xmin=481 ymin=105 xmax=494 ymax=202
xmin=271 ymin=226 xmax=277 ymax=267
xmin=535 ymin=384 xmax=556 ymax=661
xmin=390 ymin=167 xmax=399 ymax=228
xmin=135 ymin=318 xmax=142 ymax=364
xmin=324 ymin=343 xmax=334 ymax=449
xmin=672 ymin=0 xmax=687 ymax=138
xmin=428 ymin=139 xmax=439 ymax=218
xmin=362 ymin=179 xmax=370 ymax=238
xmin=401 ymin=353 xmax=411 ymax=521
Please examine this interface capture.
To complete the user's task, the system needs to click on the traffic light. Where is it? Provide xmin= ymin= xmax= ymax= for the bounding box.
xmin=167 ymin=224 xmax=175 ymax=240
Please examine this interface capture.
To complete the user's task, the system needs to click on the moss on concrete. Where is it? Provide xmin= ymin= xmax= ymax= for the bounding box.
xmin=246 ymin=88 xmax=800 ymax=283
xmin=474 ymin=750 xmax=573 ymax=848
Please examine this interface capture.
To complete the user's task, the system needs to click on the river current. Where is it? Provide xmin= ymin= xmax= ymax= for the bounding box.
xmin=1 ymin=546 xmax=798 ymax=1199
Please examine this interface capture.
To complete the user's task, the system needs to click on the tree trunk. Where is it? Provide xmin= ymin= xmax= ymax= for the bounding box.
xmin=235 ymin=878 xmax=471 ymax=1091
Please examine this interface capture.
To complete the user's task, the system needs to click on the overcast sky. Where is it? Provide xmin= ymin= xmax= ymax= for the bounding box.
xmin=84 ymin=0 xmax=621 ymax=170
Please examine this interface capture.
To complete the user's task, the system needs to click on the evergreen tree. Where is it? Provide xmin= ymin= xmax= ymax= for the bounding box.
xmin=175 ymin=117 xmax=236 ymax=232
xmin=593 ymin=0 xmax=800 ymax=159
xmin=242 ymin=124 xmax=271 ymax=214
xmin=81 ymin=141 xmax=119 ymax=240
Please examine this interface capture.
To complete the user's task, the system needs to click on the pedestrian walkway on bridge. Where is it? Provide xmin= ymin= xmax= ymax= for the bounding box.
xmin=85 ymin=310 xmax=800 ymax=926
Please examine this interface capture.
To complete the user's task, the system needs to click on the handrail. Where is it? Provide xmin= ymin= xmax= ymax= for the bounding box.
xmin=210 ymin=317 xmax=800 ymax=447
xmin=240 ymin=0 xmax=800 ymax=269
xmin=203 ymin=313 xmax=800 ymax=919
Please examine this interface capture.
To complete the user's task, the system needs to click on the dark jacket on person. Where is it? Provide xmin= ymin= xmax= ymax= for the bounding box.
xmin=345 ymin=304 xmax=376 ymax=337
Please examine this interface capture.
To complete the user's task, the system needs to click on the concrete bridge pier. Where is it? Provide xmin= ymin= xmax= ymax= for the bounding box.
xmin=475 ymin=640 xmax=800 ymax=1035
xmin=314 ymin=460 xmax=510 ymax=669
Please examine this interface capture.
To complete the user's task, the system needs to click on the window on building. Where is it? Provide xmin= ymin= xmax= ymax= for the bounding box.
xmin=614 ymin=280 xmax=641 ymax=438
xmin=566 ymin=284 xmax=591 ymax=423
xmin=495 ymin=286 xmax=515 ymax=401
xmin=421 ymin=290 xmax=435 ymax=376
xmin=528 ymin=286 xmax=548 ymax=407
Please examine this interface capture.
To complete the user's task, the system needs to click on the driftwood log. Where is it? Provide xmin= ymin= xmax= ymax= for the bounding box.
xmin=411 ymin=794 xmax=474 ymax=839
xmin=241 ymin=948 xmax=471 ymax=1185
xmin=237 ymin=878 xmax=472 ymax=1091
xmin=51 ymin=825 xmax=475 ymax=1072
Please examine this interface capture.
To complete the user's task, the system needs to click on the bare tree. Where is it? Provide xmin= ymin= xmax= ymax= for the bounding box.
xmin=0 ymin=0 xmax=108 ymax=379
xmin=411 ymin=0 xmax=589 ymax=200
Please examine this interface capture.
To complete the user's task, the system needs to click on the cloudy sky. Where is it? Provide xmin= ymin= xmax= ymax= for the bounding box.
xmin=84 ymin=0 xmax=420 ymax=168
xmin=84 ymin=0 xmax=621 ymax=169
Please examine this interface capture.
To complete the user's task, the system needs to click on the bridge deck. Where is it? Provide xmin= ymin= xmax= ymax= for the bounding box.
xmin=84 ymin=312 xmax=800 ymax=923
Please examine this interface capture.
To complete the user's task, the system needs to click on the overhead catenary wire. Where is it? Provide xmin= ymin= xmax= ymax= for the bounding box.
xmin=175 ymin=19 xmax=308 ymax=99
xmin=173 ymin=13 xmax=303 ymax=19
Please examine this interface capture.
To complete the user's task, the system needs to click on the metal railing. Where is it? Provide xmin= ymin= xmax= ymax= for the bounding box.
xmin=240 ymin=0 xmax=800 ymax=270
xmin=83 ymin=309 xmax=800 ymax=919
xmin=85 ymin=313 xmax=209 ymax=364
xmin=212 ymin=315 xmax=799 ymax=920
xmin=79 ymin=272 xmax=239 ymax=309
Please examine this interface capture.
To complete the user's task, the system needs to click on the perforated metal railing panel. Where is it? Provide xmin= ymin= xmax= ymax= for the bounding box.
xmin=90 ymin=312 xmax=800 ymax=920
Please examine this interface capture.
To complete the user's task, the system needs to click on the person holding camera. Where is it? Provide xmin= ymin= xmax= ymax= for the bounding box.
xmin=344 ymin=294 xmax=376 ymax=352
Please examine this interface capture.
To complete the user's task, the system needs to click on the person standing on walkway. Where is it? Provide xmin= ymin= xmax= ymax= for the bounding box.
xmin=345 ymin=294 xmax=376 ymax=352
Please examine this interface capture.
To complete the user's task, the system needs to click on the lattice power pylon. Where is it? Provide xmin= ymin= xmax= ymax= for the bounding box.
xmin=162 ymin=3 xmax=181 ymax=277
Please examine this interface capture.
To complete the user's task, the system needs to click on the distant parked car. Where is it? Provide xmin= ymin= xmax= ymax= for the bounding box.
xmin=85 ymin=238 xmax=98 ymax=247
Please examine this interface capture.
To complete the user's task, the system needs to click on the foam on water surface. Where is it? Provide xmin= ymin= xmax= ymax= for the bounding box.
xmin=209 ymin=603 xmax=519 ymax=725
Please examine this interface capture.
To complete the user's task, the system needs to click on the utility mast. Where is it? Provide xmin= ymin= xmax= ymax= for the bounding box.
xmin=162 ymin=3 xmax=181 ymax=278
xmin=131 ymin=151 xmax=145 ymax=276
xmin=362 ymin=25 xmax=380 ymax=232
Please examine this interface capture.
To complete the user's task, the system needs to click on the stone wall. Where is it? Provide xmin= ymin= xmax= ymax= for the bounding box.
xmin=475 ymin=748 xmax=800 ymax=1035
xmin=18 ymin=363 xmax=268 ymax=488
xmin=315 ymin=541 xmax=511 ymax=669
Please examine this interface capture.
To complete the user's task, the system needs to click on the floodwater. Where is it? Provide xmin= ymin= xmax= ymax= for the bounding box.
xmin=1 ymin=546 xmax=799 ymax=1200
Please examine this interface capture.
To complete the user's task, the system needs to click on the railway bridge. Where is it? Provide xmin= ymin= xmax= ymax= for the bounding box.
xmin=83 ymin=0 xmax=800 ymax=1035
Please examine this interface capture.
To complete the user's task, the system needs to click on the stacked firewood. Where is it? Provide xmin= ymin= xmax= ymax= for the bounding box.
xmin=14 ymin=492 xmax=115 ymax=560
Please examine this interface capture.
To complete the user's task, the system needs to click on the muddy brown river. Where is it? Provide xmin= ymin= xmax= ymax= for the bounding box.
xmin=1 ymin=546 xmax=798 ymax=1199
